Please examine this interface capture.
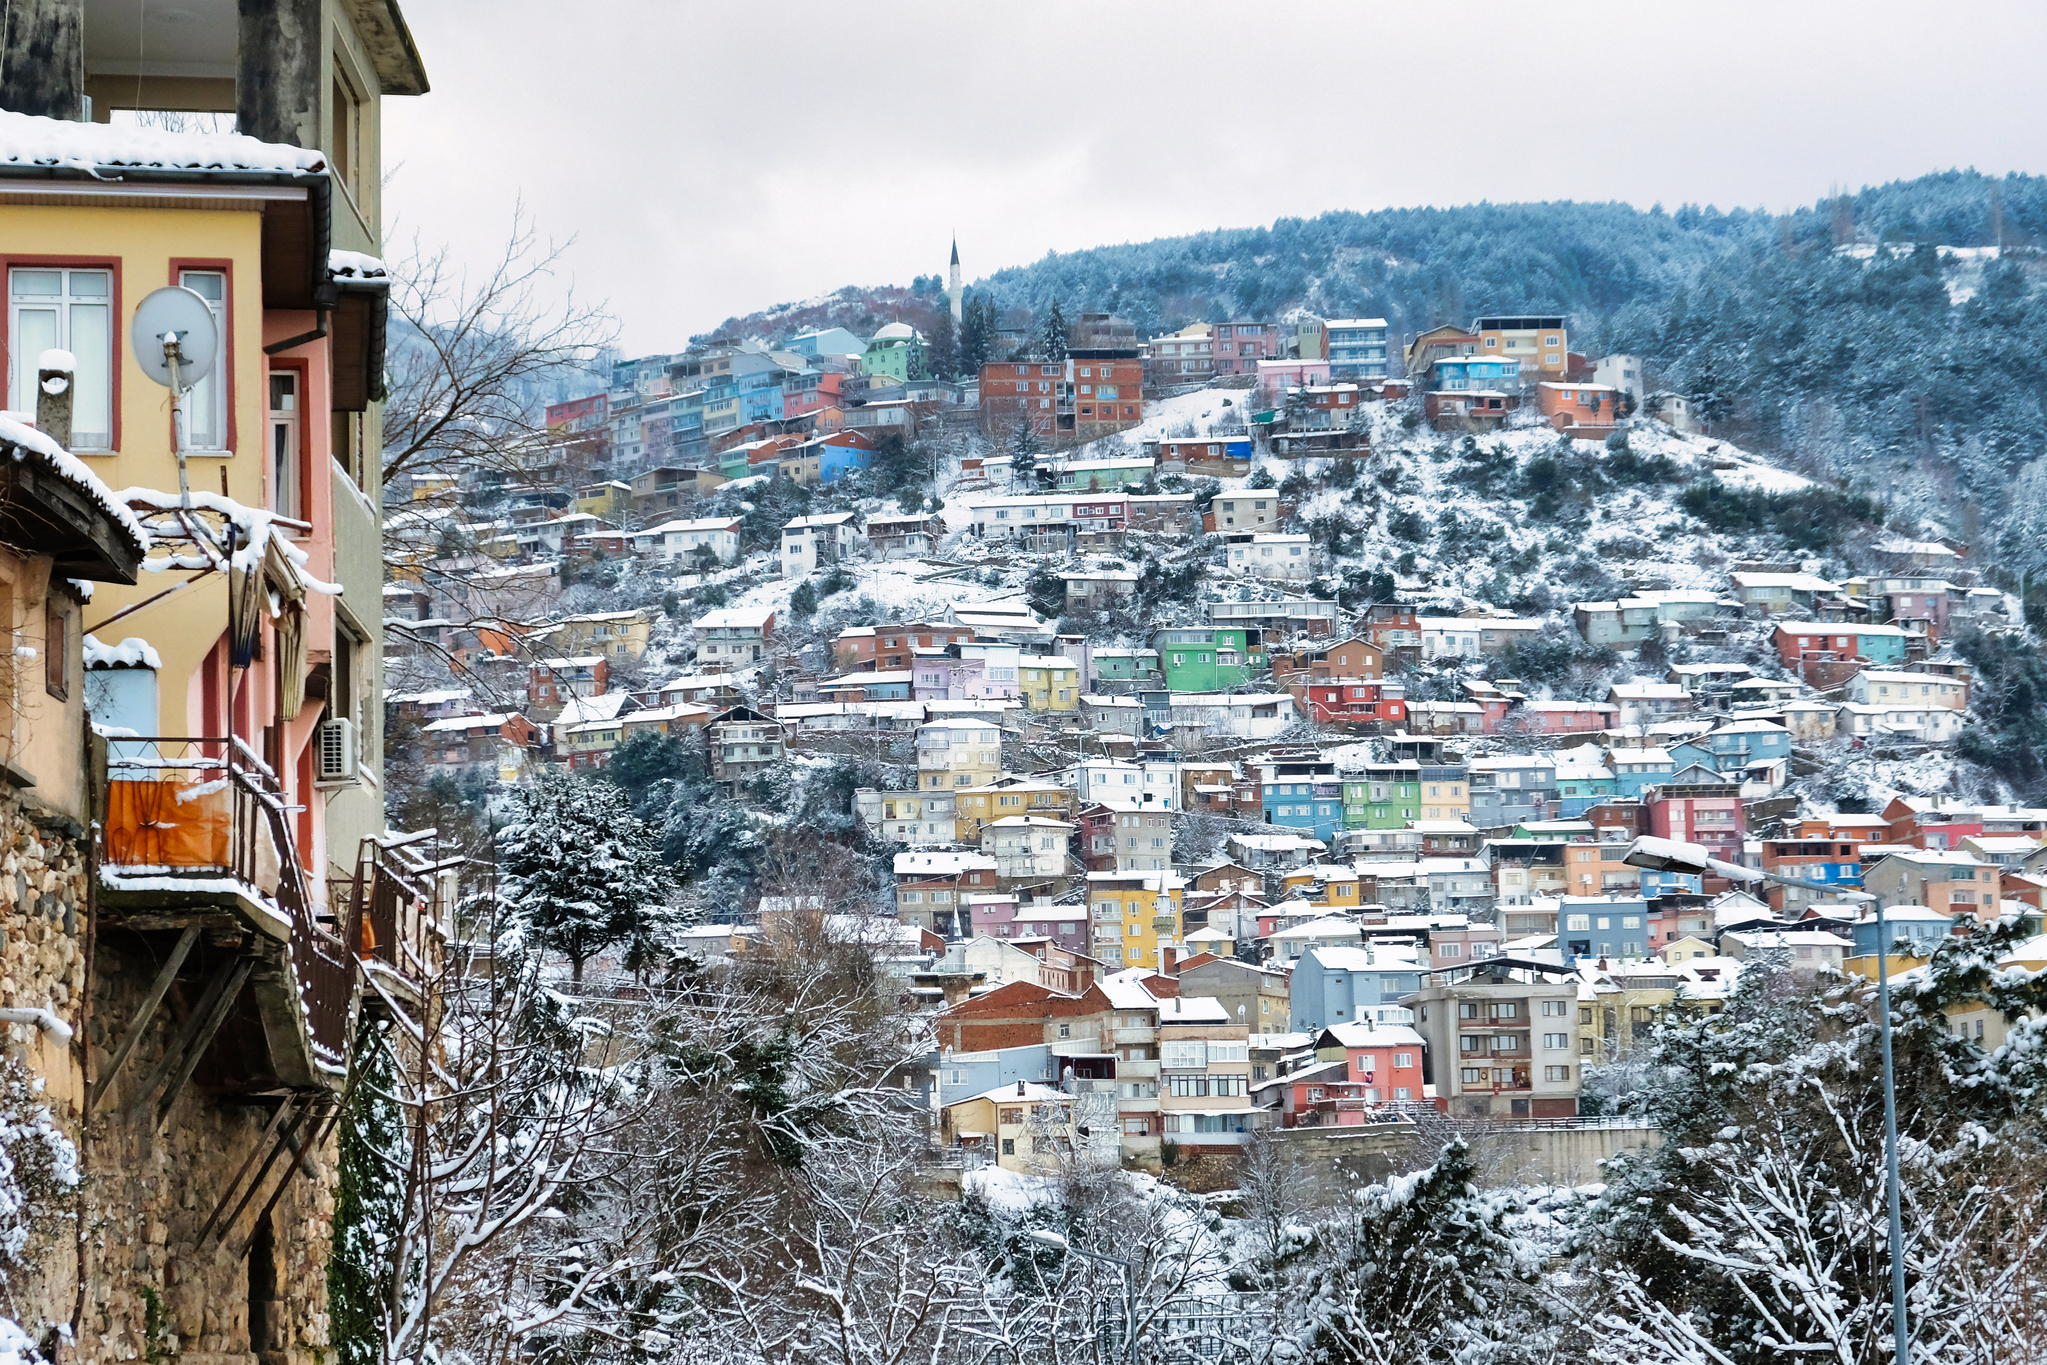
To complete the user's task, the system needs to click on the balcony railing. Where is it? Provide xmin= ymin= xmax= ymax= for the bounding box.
xmin=103 ymin=737 xmax=361 ymax=1073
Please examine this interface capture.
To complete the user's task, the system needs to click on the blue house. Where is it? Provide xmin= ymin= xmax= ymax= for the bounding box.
xmin=1325 ymin=318 xmax=1391 ymax=381
xmin=1288 ymin=945 xmax=1427 ymax=1033
xmin=1431 ymin=355 xmax=1522 ymax=391
xmin=1553 ymin=753 xmax=1617 ymax=818
xmin=1609 ymin=747 xmax=1676 ymax=798
xmin=1264 ymin=779 xmax=1345 ymax=842
xmin=1557 ymin=895 xmax=1653 ymax=962
xmin=1699 ymin=720 xmax=1794 ymax=770
xmin=935 ymin=1043 xmax=1052 ymax=1107
xmin=1851 ymin=906 xmax=1954 ymax=957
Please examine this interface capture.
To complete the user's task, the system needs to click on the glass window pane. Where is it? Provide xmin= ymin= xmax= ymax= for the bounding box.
xmin=182 ymin=272 xmax=223 ymax=300
xmin=11 ymin=271 xmax=61 ymax=298
xmin=11 ymin=307 xmax=58 ymax=412
xmin=67 ymin=270 xmax=108 ymax=298
xmin=67 ymin=303 xmax=111 ymax=447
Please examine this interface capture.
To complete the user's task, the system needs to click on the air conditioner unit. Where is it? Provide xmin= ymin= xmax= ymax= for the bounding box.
xmin=317 ymin=717 xmax=358 ymax=783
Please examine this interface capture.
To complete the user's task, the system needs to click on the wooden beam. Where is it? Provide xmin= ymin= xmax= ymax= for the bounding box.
xmin=88 ymin=926 xmax=199 ymax=1117
xmin=232 ymin=1098 xmax=336 ymax=1261
xmin=151 ymin=958 xmax=252 ymax=1132
xmin=196 ymin=1095 xmax=298 ymax=1247
xmin=124 ymin=956 xmax=249 ymax=1124
xmin=212 ymin=1098 xmax=316 ymax=1252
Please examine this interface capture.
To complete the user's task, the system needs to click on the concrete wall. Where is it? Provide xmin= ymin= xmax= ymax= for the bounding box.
xmin=1473 ymin=1123 xmax=1664 ymax=1187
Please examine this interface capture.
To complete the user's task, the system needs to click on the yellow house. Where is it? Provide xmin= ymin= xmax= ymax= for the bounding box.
xmin=574 ymin=480 xmax=633 ymax=521
xmin=550 ymin=608 xmax=654 ymax=659
xmin=1021 ymin=656 xmax=1081 ymax=711
xmin=1282 ymin=865 xmax=1362 ymax=908
xmin=953 ymin=779 xmax=1079 ymax=841
xmin=1417 ymin=773 xmax=1470 ymax=821
xmin=1566 ymin=840 xmax=1644 ymax=897
xmin=1846 ymin=937 xmax=2047 ymax=1050
xmin=939 ymin=1081 xmax=1116 ymax=1172
xmin=1086 ymin=871 xmax=1186 ymax=970
xmin=1659 ymin=934 xmax=1717 ymax=964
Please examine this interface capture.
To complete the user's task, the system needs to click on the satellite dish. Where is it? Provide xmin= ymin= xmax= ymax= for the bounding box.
xmin=130 ymin=286 xmax=218 ymax=388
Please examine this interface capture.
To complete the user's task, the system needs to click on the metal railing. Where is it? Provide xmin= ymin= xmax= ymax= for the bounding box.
xmin=103 ymin=737 xmax=360 ymax=1072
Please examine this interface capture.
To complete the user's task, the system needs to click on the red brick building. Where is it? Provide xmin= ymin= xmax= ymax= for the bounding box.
xmin=979 ymin=350 xmax=1144 ymax=444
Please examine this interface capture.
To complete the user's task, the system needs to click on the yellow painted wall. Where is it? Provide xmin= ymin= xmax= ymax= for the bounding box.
xmin=0 ymin=204 xmax=268 ymax=741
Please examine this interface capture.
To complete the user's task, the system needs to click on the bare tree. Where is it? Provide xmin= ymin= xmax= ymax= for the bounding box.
xmin=381 ymin=204 xmax=618 ymax=491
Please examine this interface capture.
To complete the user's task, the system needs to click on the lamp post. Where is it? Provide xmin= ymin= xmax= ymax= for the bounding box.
xmin=1622 ymin=835 xmax=1908 ymax=1361
xmin=1025 ymin=1229 xmax=1139 ymax=1361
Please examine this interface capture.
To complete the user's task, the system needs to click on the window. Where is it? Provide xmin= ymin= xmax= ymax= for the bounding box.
xmin=1001 ymin=1138 xmax=1015 ymax=1155
xmin=1566 ymin=914 xmax=1591 ymax=931
xmin=1544 ymin=1066 xmax=1571 ymax=1082
xmin=10 ymin=268 xmax=112 ymax=449
xmin=43 ymin=596 xmax=67 ymax=700
xmin=332 ymin=67 xmax=363 ymax=204
xmin=1461 ymin=1068 xmax=1487 ymax=1084
xmin=1579 ymin=1007 xmax=1593 ymax=1025
xmin=269 ymin=371 xmax=302 ymax=519
xmin=1543 ymin=1032 xmax=1569 ymax=1050
xmin=1541 ymin=1000 xmax=1569 ymax=1017
xmin=178 ymin=270 xmax=228 ymax=450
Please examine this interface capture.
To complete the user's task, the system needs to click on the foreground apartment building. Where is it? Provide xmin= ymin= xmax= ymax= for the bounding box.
xmin=0 ymin=1 xmax=431 ymax=1355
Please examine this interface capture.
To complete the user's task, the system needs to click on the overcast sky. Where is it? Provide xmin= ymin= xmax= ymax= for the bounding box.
xmin=383 ymin=0 xmax=2047 ymax=355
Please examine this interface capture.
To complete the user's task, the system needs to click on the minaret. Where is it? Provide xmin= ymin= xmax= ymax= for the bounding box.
xmin=948 ymin=237 xmax=963 ymax=323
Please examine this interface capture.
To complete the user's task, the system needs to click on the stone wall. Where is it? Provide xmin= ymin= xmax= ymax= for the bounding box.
xmin=0 ymin=790 xmax=342 ymax=1364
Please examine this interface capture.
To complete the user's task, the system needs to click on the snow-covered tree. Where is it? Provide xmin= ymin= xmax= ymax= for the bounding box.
xmin=497 ymin=770 xmax=677 ymax=983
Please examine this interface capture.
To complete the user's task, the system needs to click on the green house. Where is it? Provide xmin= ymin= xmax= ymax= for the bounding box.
xmin=1092 ymin=648 xmax=1160 ymax=685
xmin=1343 ymin=763 xmax=1422 ymax=829
xmin=1154 ymin=628 xmax=1265 ymax=692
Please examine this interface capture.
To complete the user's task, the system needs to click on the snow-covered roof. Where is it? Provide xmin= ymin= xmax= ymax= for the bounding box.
xmin=1319 ymin=1021 xmax=1426 ymax=1048
xmin=693 ymin=607 xmax=774 ymax=630
xmin=0 ymin=414 xmax=150 ymax=553
xmin=1157 ymin=995 xmax=1233 ymax=1025
xmin=1305 ymin=945 xmax=1423 ymax=972
xmin=422 ymin=712 xmax=514 ymax=733
xmin=641 ymin=517 xmax=739 ymax=534
xmin=82 ymin=634 xmax=158 ymax=670
xmin=0 ymin=109 xmax=327 ymax=177
xmin=1270 ymin=917 xmax=1365 ymax=941
xmin=894 ymin=850 xmax=997 ymax=876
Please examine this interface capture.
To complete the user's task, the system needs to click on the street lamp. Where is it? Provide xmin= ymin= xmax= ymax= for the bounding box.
xmin=1024 ymin=1229 xmax=1139 ymax=1359
xmin=1621 ymin=835 xmax=1908 ymax=1362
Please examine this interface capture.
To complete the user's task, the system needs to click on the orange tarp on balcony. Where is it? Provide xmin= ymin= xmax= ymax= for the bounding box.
xmin=105 ymin=778 xmax=231 ymax=869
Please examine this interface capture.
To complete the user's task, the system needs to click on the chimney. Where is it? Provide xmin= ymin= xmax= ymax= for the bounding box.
xmin=1015 ymin=1080 xmax=1025 ymax=1097
xmin=35 ymin=352 xmax=72 ymax=449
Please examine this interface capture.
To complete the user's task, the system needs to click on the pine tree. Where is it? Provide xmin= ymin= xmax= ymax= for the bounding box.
xmin=1037 ymin=299 xmax=1069 ymax=362
xmin=327 ymin=1016 xmax=406 ymax=1365
xmin=496 ymin=770 xmax=677 ymax=983
xmin=958 ymin=290 xmax=989 ymax=375
xmin=927 ymin=305 xmax=959 ymax=380
xmin=1009 ymin=417 xmax=1041 ymax=490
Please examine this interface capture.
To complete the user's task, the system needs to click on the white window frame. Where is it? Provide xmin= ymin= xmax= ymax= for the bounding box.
xmin=9 ymin=266 xmax=114 ymax=450
xmin=178 ymin=269 xmax=230 ymax=451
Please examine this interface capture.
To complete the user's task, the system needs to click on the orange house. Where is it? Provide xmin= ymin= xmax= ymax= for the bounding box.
xmin=1536 ymin=382 xmax=1620 ymax=430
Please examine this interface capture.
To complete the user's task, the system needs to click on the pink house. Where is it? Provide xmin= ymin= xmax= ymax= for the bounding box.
xmin=1210 ymin=321 xmax=1283 ymax=376
xmin=912 ymin=654 xmax=1022 ymax=702
xmin=1521 ymin=700 xmax=1622 ymax=734
xmin=1255 ymin=358 xmax=1331 ymax=403
xmin=1261 ymin=1023 xmax=1429 ymax=1126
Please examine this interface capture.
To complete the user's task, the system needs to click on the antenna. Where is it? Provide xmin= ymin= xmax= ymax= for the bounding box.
xmin=130 ymin=286 xmax=223 ymax=554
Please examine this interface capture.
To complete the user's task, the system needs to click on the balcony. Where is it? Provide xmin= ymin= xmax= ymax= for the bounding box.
xmin=96 ymin=738 xmax=438 ymax=1108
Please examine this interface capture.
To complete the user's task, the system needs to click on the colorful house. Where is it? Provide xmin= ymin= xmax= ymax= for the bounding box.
xmin=1154 ymin=627 xmax=1264 ymax=691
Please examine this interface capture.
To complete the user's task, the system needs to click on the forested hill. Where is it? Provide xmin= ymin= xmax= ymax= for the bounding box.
xmin=964 ymin=170 xmax=2047 ymax=344
xmin=710 ymin=170 xmax=2047 ymax=541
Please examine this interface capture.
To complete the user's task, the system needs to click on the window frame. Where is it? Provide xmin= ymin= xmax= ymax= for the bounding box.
xmin=170 ymin=259 xmax=236 ymax=453
xmin=5 ymin=256 xmax=123 ymax=452
xmin=266 ymin=359 xmax=312 ymax=527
